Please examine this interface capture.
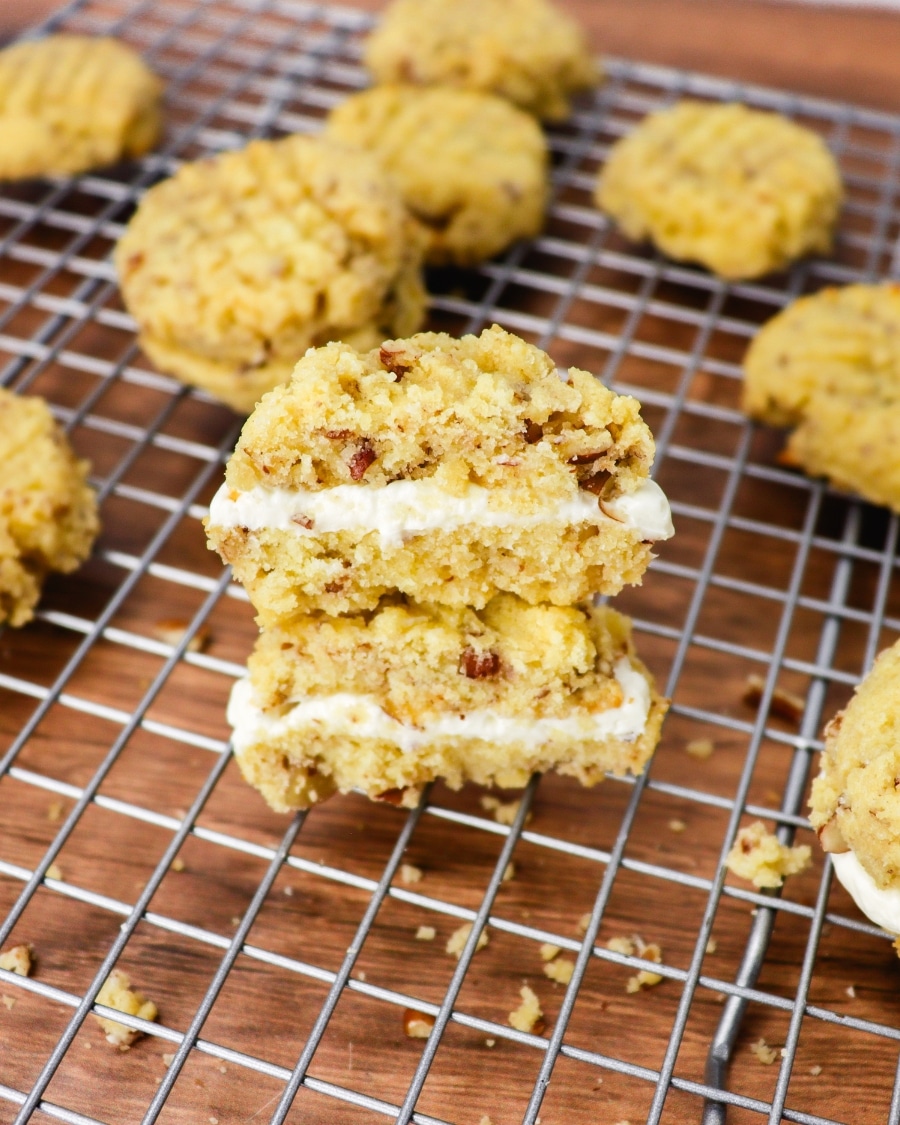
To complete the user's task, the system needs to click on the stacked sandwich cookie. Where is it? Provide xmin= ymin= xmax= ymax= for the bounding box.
xmin=205 ymin=325 xmax=673 ymax=810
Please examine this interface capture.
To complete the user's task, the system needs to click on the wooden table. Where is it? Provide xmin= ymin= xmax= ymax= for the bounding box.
xmin=2 ymin=3 xmax=900 ymax=1125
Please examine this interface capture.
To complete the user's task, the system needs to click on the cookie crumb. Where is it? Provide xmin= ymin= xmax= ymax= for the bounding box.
xmin=0 ymin=944 xmax=32 ymax=977
xmin=544 ymin=957 xmax=575 ymax=985
xmin=508 ymin=984 xmax=544 ymax=1034
xmin=162 ymin=1052 xmax=175 ymax=1066
xmin=668 ymin=818 xmax=686 ymax=833
xmin=2 ymin=995 xmax=14 ymax=1010
xmin=415 ymin=925 xmax=436 ymax=942
xmin=356 ymin=970 xmax=367 ymax=982
xmin=170 ymin=857 xmax=185 ymax=873
xmin=480 ymin=794 xmax=528 ymax=826
xmin=484 ymin=1038 xmax=495 ymax=1048
xmin=94 ymin=969 xmax=158 ymax=1048
xmin=47 ymin=800 xmax=65 ymax=823
xmin=446 ymin=922 xmax=489 ymax=959
xmin=750 ymin=1038 xmax=778 ymax=1065
xmin=810 ymin=1064 xmax=822 ymax=1076
xmin=283 ymin=886 xmax=294 ymax=896
xmin=400 ymin=863 xmax=423 ymax=884
xmin=845 ymin=984 xmax=856 ymax=999
xmin=726 ymin=821 xmax=812 ymax=888
xmin=706 ymin=939 xmax=718 ymax=954
xmin=686 ymin=738 xmax=714 ymax=760
xmin=539 ymin=943 xmax=561 ymax=962
xmin=152 ymin=617 xmax=211 ymax=654
xmin=502 ymin=861 xmax=516 ymax=883
xmin=607 ymin=934 xmax=664 ymax=993
xmin=577 ymin=913 xmax=591 ymax=936
xmin=45 ymin=862 xmax=63 ymax=881
xmin=479 ymin=1117 xmax=492 ymax=1125
xmin=742 ymin=674 xmax=805 ymax=724
xmin=402 ymin=1008 xmax=435 ymax=1038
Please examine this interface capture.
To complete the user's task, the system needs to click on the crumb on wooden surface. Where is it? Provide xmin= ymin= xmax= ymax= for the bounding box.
xmin=726 ymin=820 xmax=812 ymax=888
xmin=502 ymin=861 xmax=516 ymax=883
xmin=544 ymin=957 xmax=575 ymax=985
xmin=607 ymin=934 xmax=664 ymax=993
xmin=2 ymin=995 xmax=15 ymax=1010
xmin=668 ymin=818 xmax=687 ymax=833
xmin=576 ymin=913 xmax=591 ymax=936
xmin=0 ymin=944 xmax=32 ymax=977
xmin=94 ymin=969 xmax=158 ymax=1048
xmin=686 ymin=738 xmax=714 ymax=760
xmin=402 ymin=1008 xmax=435 ymax=1039
xmin=152 ymin=617 xmax=211 ymax=654
xmin=45 ymin=862 xmax=63 ymax=881
xmin=170 ymin=857 xmax=185 ymax=873
xmin=415 ymin=925 xmax=436 ymax=942
xmin=47 ymin=800 xmax=65 ymax=823
xmin=162 ymin=1052 xmax=175 ymax=1066
xmin=750 ymin=1037 xmax=778 ymax=1064
xmin=845 ymin=984 xmax=856 ymax=998
xmin=742 ymin=673 xmax=805 ymax=724
xmin=484 ymin=1038 xmax=496 ymax=1048
xmin=480 ymin=794 xmax=529 ymax=826
xmin=810 ymin=1064 xmax=822 ymax=1076
xmin=446 ymin=922 xmax=488 ymax=959
xmin=508 ymin=984 xmax=544 ymax=1034
xmin=706 ymin=938 xmax=718 ymax=954
xmin=539 ymin=943 xmax=561 ymax=962
xmin=479 ymin=1116 xmax=492 ymax=1125
xmin=399 ymin=863 xmax=423 ymax=884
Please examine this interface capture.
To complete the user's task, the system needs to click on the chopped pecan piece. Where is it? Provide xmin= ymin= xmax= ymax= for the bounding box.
xmin=568 ymin=450 xmax=607 ymax=465
xmin=523 ymin=419 xmax=543 ymax=444
xmin=291 ymin=514 xmax=314 ymax=529
xmin=403 ymin=1009 xmax=436 ymax=1039
xmin=580 ymin=469 xmax=612 ymax=496
xmin=348 ymin=441 xmax=377 ymax=481
xmin=325 ymin=428 xmax=353 ymax=440
xmin=379 ymin=345 xmax=412 ymax=378
xmin=459 ymin=648 xmax=501 ymax=679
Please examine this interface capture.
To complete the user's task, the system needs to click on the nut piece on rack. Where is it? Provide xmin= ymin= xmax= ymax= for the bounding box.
xmin=0 ymin=389 xmax=100 ymax=628
xmin=0 ymin=35 xmax=162 ymax=180
xmin=596 ymin=100 xmax=842 ymax=280
xmin=363 ymin=0 xmax=600 ymax=122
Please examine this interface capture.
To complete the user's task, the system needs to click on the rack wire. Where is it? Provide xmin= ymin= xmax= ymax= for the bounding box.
xmin=1 ymin=2 xmax=900 ymax=1123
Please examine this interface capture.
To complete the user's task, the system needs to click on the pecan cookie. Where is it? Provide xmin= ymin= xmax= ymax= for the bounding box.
xmin=326 ymin=85 xmax=549 ymax=266
xmin=810 ymin=638 xmax=900 ymax=935
xmin=596 ymin=100 xmax=842 ymax=280
xmin=0 ymin=35 xmax=162 ymax=179
xmin=228 ymin=594 xmax=668 ymax=811
xmin=115 ymin=134 xmax=428 ymax=413
xmin=0 ymin=389 xmax=100 ymax=627
xmin=363 ymin=0 xmax=599 ymax=122
xmin=204 ymin=324 xmax=673 ymax=623
xmin=743 ymin=283 xmax=900 ymax=511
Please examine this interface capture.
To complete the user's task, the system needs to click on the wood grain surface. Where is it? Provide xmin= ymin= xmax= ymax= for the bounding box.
xmin=2 ymin=3 xmax=900 ymax=1125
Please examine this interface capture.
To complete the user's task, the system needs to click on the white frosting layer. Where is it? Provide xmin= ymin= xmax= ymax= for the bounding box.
xmin=228 ymin=656 xmax=652 ymax=756
xmin=207 ymin=477 xmax=674 ymax=548
xmin=831 ymin=849 xmax=900 ymax=934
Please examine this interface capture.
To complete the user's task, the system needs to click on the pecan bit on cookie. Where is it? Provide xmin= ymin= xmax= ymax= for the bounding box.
xmin=580 ymin=469 xmax=612 ymax=496
xmin=523 ymin=419 xmax=543 ymax=444
xmin=568 ymin=450 xmax=607 ymax=465
xmin=348 ymin=441 xmax=377 ymax=481
xmin=459 ymin=648 xmax=501 ymax=679
xmin=817 ymin=816 xmax=849 ymax=854
xmin=379 ymin=345 xmax=413 ymax=378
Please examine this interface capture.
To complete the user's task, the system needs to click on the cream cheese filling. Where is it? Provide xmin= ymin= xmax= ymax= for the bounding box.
xmin=228 ymin=656 xmax=652 ymax=756
xmin=207 ymin=476 xmax=674 ymax=548
xmin=831 ymin=849 xmax=900 ymax=934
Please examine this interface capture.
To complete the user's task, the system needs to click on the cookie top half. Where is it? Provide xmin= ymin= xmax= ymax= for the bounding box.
xmin=223 ymin=324 xmax=655 ymax=499
xmin=743 ymin=283 xmax=900 ymax=512
xmin=0 ymin=35 xmax=162 ymax=179
xmin=363 ymin=0 xmax=599 ymax=121
xmin=596 ymin=101 xmax=843 ymax=280
xmin=326 ymin=85 xmax=549 ymax=266
xmin=114 ymin=134 xmax=428 ymax=413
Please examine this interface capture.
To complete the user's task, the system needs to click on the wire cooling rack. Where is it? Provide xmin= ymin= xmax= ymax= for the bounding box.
xmin=2 ymin=2 xmax=900 ymax=1123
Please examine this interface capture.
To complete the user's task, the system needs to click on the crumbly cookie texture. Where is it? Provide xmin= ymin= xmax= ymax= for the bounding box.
xmin=743 ymin=284 xmax=900 ymax=511
xmin=115 ymin=134 xmax=428 ymax=413
xmin=326 ymin=85 xmax=548 ymax=266
xmin=596 ymin=100 xmax=842 ymax=280
xmin=205 ymin=325 xmax=669 ymax=621
xmin=363 ymin=0 xmax=599 ymax=122
xmin=0 ymin=35 xmax=162 ymax=180
xmin=725 ymin=821 xmax=811 ymax=889
xmin=0 ymin=389 xmax=100 ymax=627
xmin=227 ymin=595 xmax=668 ymax=811
xmin=810 ymin=639 xmax=900 ymax=892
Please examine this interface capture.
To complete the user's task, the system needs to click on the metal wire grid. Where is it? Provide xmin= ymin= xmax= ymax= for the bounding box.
xmin=1 ymin=2 xmax=900 ymax=1123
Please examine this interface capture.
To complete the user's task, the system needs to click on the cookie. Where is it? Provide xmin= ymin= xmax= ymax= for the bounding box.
xmin=0 ymin=35 xmax=162 ymax=180
xmin=204 ymin=325 xmax=673 ymax=624
xmin=114 ymin=134 xmax=428 ymax=413
xmin=326 ymin=85 xmax=549 ymax=266
xmin=809 ymin=639 xmax=900 ymax=934
xmin=0 ymin=389 xmax=100 ymax=627
xmin=362 ymin=0 xmax=599 ymax=122
xmin=228 ymin=594 xmax=668 ymax=811
xmin=743 ymin=284 xmax=900 ymax=511
xmin=595 ymin=100 xmax=843 ymax=280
